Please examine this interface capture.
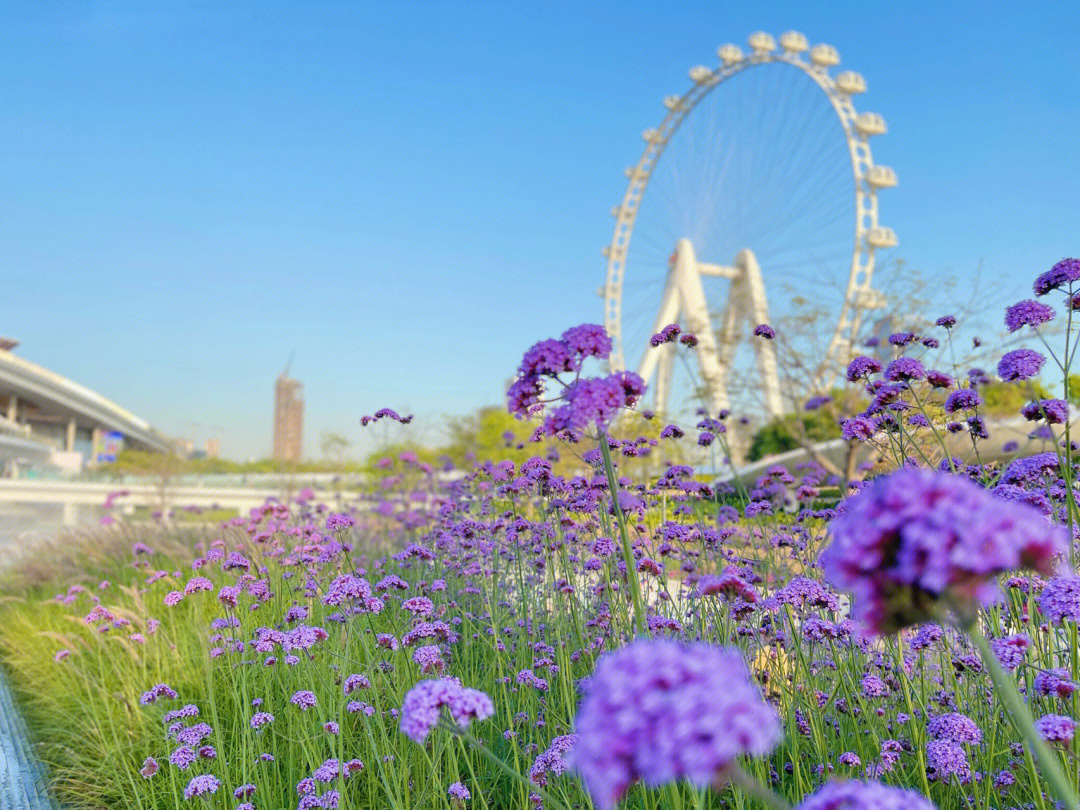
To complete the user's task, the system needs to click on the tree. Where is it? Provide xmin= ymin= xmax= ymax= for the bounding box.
xmin=320 ymin=432 xmax=351 ymax=468
xmin=979 ymin=380 xmax=1051 ymax=416
xmin=109 ymin=449 xmax=185 ymax=509
xmin=747 ymin=405 xmax=843 ymax=462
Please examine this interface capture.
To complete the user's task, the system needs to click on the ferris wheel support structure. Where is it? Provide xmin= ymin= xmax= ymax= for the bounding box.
xmin=603 ymin=31 xmax=897 ymax=418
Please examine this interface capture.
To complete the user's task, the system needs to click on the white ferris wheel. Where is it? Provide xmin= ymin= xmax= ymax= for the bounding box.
xmin=603 ymin=31 xmax=897 ymax=421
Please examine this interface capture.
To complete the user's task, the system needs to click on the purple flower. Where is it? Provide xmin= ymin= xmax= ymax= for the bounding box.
xmin=140 ymin=683 xmax=178 ymax=705
xmin=926 ymin=739 xmax=971 ymax=783
xmin=399 ymin=678 xmax=494 ymax=744
xmin=944 ymin=389 xmax=982 ymax=414
xmin=325 ymin=513 xmax=354 ymax=531
xmin=412 ymin=645 xmax=444 ymax=674
xmin=447 ymin=781 xmax=471 ymax=801
xmin=1040 ymin=576 xmax=1080 ymax=624
xmin=518 ymin=338 xmax=575 ymax=377
xmin=1035 ymin=714 xmax=1076 ymax=743
xmin=1034 ymin=668 xmax=1078 ymax=698
xmin=884 ymin=357 xmax=925 ymax=382
xmin=926 ymin=370 xmax=954 ymax=388
xmin=650 ymin=324 xmax=681 ymax=346
xmin=561 ymin=324 xmax=613 ymax=361
xmin=343 ymin=674 xmax=370 ymax=695
xmin=568 ymin=639 xmax=781 ymax=810
xmin=820 ymin=467 xmax=1067 ymax=635
xmin=990 ymin=634 xmax=1030 ymax=669
xmin=530 ymin=734 xmax=578 ymax=786
xmin=170 ymin=746 xmax=197 ymax=770
xmin=183 ymin=774 xmax=220 ymax=800
xmin=997 ymin=348 xmax=1046 ymax=381
xmin=889 ymin=331 xmax=916 ymax=346
xmin=402 ymin=596 xmax=435 ymax=616
xmin=1005 ymin=299 xmax=1056 ymax=331
xmin=861 ymin=675 xmax=888 ymax=698
xmin=1034 ymin=258 xmax=1080 ymax=296
xmin=794 ymin=780 xmax=937 ymax=810
xmin=927 ymin=712 xmax=982 ymax=744
xmin=1021 ymin=398 xmax=1069 ymax=424
xmin=290 ymin=690 xmax=317 ymax=710
xmin=250 ymin=711 xmax=274 ymax=730
xmin=139 ymin=757 xmax=159 ymax=778
xmin=543 ymin=376 xmax=626 ymax=435
xmin=698 ymin=571 xmax=759 ymax=604
xmin=847 ymin=356 xmax=882 ymax=382
xmin=753 ymin=324 xmax=775 ymax=339
xmin=841 ymin=416 xmax=876 ymax=441
xmin=314 ymin=758 xmax=342 ymax=783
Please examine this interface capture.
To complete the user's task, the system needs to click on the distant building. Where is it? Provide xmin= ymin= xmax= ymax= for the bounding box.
xmin=273 ymin=373 xmax=304 ymax=462
xmin=205 ymin=437 xmax=220 ymax=459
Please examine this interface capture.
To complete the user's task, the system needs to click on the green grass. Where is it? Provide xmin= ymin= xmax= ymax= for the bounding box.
xmin=0 ymin=498 xmax=1076 ymax=810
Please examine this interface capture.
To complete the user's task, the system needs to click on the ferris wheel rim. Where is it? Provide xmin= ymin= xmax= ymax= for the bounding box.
xmin=603 ymin=33 xmax=896 ymax=386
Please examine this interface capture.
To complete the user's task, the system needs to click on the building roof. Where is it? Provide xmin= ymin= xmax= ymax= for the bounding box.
xmin=0 ymin=348 xmax=170 ymax=452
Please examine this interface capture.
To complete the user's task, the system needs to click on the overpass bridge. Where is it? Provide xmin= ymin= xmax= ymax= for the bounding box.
xmin=0 ymin=340 xmax=170 ymax=474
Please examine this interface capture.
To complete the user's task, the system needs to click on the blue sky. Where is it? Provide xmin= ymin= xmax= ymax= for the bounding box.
xmin=2 ymin=1 xmax=1078 ymax=459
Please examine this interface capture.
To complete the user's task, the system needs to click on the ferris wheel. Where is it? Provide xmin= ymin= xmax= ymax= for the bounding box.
xmin=602 ymin=31 xmax=897 ymax=420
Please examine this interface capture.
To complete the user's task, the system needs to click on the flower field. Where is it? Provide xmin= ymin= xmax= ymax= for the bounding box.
xmin=2 ymin=261 xmax=1080 ymax=810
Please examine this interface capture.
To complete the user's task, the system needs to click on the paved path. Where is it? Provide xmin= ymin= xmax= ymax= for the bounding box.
xmin=0 ymin=669 xmax=55 ymax=810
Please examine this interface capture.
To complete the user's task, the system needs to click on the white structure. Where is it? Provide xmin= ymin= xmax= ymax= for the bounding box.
xmin=603 ymin=31 xmax=897 ymax=418
xmin=0 ymin=340 xmax=170 ymax=474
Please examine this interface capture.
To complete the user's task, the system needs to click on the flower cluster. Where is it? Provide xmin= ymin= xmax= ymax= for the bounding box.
xmin=569 ymin=639 xmax=781 ymax=809
xmin=821 ymin=467 xmax=1066 ymax=634
xmin=399 ymin=678 xmax=494 ymax=744
xmin=507 ymin=324 xmax=644 ymax=437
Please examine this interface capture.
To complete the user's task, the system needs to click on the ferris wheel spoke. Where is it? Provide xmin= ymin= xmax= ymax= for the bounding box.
xmin=605 ymin=32 xmax=895 ymax=429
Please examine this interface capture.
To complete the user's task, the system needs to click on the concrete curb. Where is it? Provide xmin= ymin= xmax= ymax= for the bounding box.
xmin=0 ymin=669 xmax=56 ymax=810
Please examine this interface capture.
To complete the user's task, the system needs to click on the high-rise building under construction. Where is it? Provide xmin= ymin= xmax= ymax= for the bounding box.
xmin=273 ymin=372 xmax=303 ymax=462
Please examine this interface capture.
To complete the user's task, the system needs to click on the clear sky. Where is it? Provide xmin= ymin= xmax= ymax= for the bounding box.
xmin=3 ymin=1 xmax=1078 ymax=459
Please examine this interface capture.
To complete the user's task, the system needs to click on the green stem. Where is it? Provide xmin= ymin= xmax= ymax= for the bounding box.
xmin=598 ymin=428 xmax=648 ymax=637
xmin=728 ymin=763 xmax=792 ymax=810
xmin=967 ymin=621 xmax=1079 ymax=810
xmin=456 ymin=727 xmax=570 ymax=810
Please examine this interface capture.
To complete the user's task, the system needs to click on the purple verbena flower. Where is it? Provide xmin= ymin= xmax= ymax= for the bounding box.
xmin=820 ymin=467 xmax=1066 ymax=635
xmin=1034 ymin=258 xmax=1080 ymax=296
xmin=997 ymin=348 xmax=1046 ymax=382
xmin=399 ymin=678 xmax=494 ymax=744
xmin=794 ymin=780 xmax=937 ymax=810
xmin=884 ymin=358 xmax=925 ymax=382
xmin=1035 ymin=714 xmax=1076 ymax=743
xmin=1005 ymin=299 xmax=1056 ymax=331
xmin=569 ymin=639 xmax=780 ymax=810
xmin=183 ymin=774 xmax=220 ymax=800
xmin=1040 ymin=576 xmax=1080 ymax=624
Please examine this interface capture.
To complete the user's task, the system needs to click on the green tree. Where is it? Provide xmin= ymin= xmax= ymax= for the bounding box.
xmin=746 ymin=407 xmax=843 ymax=462
xmin=978 ymin=380 xmax=1051 ymax=416
xmin=442 ymin=406 xmax=537 ymax=468
xmin=320 ymin=432 xmax=351 ymax=468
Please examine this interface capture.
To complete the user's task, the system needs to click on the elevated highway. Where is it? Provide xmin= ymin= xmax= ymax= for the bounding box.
xmin=0 ymin=342 xmax=170 ymax=473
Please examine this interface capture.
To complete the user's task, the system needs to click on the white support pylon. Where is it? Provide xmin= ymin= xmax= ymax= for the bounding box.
xmin=637 ymin=239 xmax=783 ymax=419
